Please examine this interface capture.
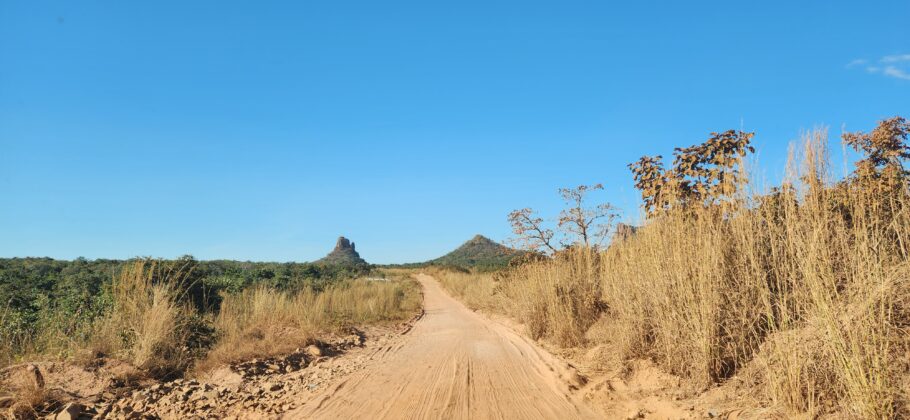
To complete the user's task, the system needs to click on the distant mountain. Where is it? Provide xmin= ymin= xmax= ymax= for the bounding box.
xmin=428 ymin=235 xmax=522 ymax=271
xmin=317 ymin=236 xmax=368 ymax=266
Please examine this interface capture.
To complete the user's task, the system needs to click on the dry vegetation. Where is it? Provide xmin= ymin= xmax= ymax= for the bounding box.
xmin=200 ymin=277 xmax=421 ymax=370
xmin=2 ymin=261 xmax=200 ymax=377
xmin=87 ymin=260 xmax=201 ymax=378
xmin=1 ymin=263 xmax=421 ymax=418
xmin=432 ymin=268 xmax=499 ymax=313
xmin=438 ymin=117 xmax=910 ymax=419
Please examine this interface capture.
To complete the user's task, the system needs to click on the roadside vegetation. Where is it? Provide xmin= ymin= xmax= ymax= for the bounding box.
xmin=0 ymin=257 xmax=419 ymax=417
xmin=437 ymin=116 xmax=910 ymax=419
xmin=0 ymin=257 xmax=370 ymax=367
xmin=200 ymin=276 xmax=420 ymax=370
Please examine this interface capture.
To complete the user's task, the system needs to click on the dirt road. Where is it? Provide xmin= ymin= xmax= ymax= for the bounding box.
xmin=288 ymin=274 xmax=599 ymax=419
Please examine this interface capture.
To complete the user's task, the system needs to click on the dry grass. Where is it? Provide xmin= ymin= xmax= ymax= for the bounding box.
xmin=435 ymin=251 xmax=603 ymax=348
xmin=436 ymin=129 xmax=910 ymax=418
xmin=3 ymin=260 xmax=422 ymax=382
xmin=431 ymin=268 xmax=500 ymax=312
xmin=88 ymin=260 xmax=197 ymax=378
xmin=2 ymin=268 xmax=422 ymax=415
xmin=198 ymin=277 xmax=421 ymax=370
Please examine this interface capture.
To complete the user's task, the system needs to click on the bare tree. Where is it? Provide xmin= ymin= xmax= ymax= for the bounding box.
xmin=508 ymin=184 xmax=618 ymax=254
xmin=507 ymin=208 xmax=558 ymax=254
xmin=557 ymin=184 xmax=617 ymax=248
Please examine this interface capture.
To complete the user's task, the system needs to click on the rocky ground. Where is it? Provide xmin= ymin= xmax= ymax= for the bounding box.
xmin=1 ymin=316 xmax=421 ymax=420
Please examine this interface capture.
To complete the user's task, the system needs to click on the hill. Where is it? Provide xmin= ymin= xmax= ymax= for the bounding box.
xmin=317 ymin=236 xmax=369 ymax=266
xmin=428 ymin=235 xmax=521 ymax=271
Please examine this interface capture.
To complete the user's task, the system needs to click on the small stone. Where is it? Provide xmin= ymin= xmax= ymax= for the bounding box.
xmin=25 ymin=364 xmax=45 ymax=390
xmin=305 ymin=344 xmax=323 ymax=357
xmin=54 ymin=402 xmax=83 ymax=420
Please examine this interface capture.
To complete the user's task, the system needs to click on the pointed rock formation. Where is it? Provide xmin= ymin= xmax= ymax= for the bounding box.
xmin=317 ymin=236 xmax=368 ymax=266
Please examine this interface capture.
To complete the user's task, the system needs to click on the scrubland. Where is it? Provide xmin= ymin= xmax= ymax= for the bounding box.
xmin=438 ymin=119 xmax=910 ymax=418
xmin=0 ymin=262 xmax=420 ymax=418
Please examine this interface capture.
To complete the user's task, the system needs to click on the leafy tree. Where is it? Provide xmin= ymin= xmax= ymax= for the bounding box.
xmin=630 ymin=130 xmax=755 ymax=217
xmin=629 ymin=155 xmax=669 ymax=215
xmin=671 ymin=129 xmax=755 ymax=205
xmin=843 ymin=116 xmax=910 ymax=183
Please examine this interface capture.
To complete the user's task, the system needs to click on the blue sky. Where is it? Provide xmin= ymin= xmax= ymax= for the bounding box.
xmin=1 ymin=1 xmax=908 ymax=263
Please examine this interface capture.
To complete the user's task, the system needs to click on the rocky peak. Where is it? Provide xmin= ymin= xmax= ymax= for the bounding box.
xmin=334 ymin=236 xmax=356 ymax=252
xmin=318 ymin=236 xmax=367 ymax=266
xmin=467 ymin=234 xmax=494 ymax=245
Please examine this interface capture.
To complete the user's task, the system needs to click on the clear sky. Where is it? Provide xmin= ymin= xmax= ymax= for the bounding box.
xmin=1 ymin=1 xmax=908 ymax=264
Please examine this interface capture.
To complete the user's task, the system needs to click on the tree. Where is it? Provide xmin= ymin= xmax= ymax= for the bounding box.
xmin=507 ymin=208 xmax=558 ymax=254
xmin=508 ymin=184 xmax=618 ymax=254
xmin=629 ymin=129 xmax=755 ymax=217
xmin=671 ymin=129 xmax=755 ymax=205
xmin=557 ymin=184 xmax=618 ymax=248
xmin=629 ymin=155 xmax=668 ymax=215
xmin=842 ymin=116 xmax=910 ymax=183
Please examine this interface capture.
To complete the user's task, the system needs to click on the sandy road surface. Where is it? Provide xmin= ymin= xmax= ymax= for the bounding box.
xmin=288 ymin=274 xmax=599 ymax=420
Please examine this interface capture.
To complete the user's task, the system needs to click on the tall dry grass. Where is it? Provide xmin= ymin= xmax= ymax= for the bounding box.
xmin=431 ymin=268 xmax=500 ymax=313
xmin=437 ymin=129 xmax=909 ymax=418
xmin=199 ymin=278 xmax=421 ymax=369
xmin=89 ymin=260 xmax=198 ymax=378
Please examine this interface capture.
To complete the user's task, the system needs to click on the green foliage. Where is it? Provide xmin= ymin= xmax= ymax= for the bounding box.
xmin=429 ymin=235 xmax=522 ymax=272
xmin=382 ymin=235 xmax=520 ymax=272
